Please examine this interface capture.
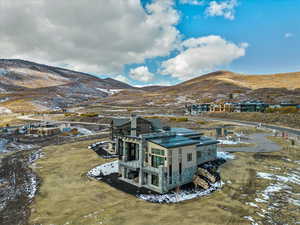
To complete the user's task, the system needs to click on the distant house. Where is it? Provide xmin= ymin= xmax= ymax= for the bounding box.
xmin=185 ymin=104 xmax=211 ymax=115
xmin=233 ymin=101 xmax=269 ymax=112
xmin=28 ymin=125 xmax=61 ymax=136
xmin=210 ymin=103 xmax=234 ymax=112
xmin=114 ymin=116 xmax=218 ymax=194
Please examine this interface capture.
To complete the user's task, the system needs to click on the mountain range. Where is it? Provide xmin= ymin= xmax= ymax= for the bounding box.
xmin=0 ymin=59 xmax=299 ymax=112
xmin=0 ymin=59 xmax=133 ymax=112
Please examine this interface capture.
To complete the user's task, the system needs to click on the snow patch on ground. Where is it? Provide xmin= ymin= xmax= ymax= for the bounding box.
xmin=257 ymin=172 xmax=300 ymax=185
xmin=146 ymin=101 xmax=154 ymax=105
xmin=76 ymin=127 xmax=94 ymax=135
xmin=246 ymin=202 xmax=259 ymax=208
xmin=137 ymin=181 xmax=223 ymax=203
xmin=96 ymin=88 xmax=122 ymax=95
xmin=26 ymin=150 xmax=44 ymax=200
xmin=0 ymin=138 xmax=8 ymax=153
xmin=260 ymin=183 xmax=291 ymax=201
xmin=256 ymin=170 xmax=300 ymax=207
xmin=87 ymin=161 xmax=118 ymax=178
xmin=7 ymin=142 xmax=38 ymax=151
xmin=217 ymin=139 xmax=248 ymax=145
xmin=0 ymin=97 xmax=9 ymax=103
xmin=0 ymin=107 xmax=12 ymax=114
xmin=24 ymin=175 xmax=38 ymax=199
xmin=244 ymin=216 xmax=259 ymax=225
xmin=217 ymin=151 xmax=235 ymax=160
xmin=88 ymin=141 xmax=109 ymax=149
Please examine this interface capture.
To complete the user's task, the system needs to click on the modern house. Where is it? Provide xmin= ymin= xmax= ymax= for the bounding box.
xmin=233 ymin=101 xmax=269 ymax=112
xmin=210 ymin=103 xmax=234 ymax=112
xmin=27 ymin=123 xmax=61 ymax=136
xmin=114 ymin=115 xmax=218 ymax=194
xmin=185 ymin=104 xmax=211 ymax=115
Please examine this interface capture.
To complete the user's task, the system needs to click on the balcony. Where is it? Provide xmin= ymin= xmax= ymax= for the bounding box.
xmin=119 ymin=160 xmax=140 ymax=169
xmin=143 ymin=165 xmax=159 ymax=173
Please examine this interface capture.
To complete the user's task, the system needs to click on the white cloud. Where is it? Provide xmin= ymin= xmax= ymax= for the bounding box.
xmin=160 ymin=35 xmax=248 ymax=80
xmin=284 ymin=33 xmax=294 ymax=38
xmin=179 ymin=0 xmax=204 ymax=5
xmin=0 ymin=0 xmax=180 ymax=75
xmin=129 ymin=66 xmax=154 ymax=82
xmin=205 ymin=0 xmax=238 ymax=20
xmin=115 ymin=75 xmax=130 ymax=84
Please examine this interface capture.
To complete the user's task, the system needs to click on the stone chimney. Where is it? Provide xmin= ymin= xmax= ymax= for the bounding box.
xmin=130 ymin=114 xmax=137 ymax=137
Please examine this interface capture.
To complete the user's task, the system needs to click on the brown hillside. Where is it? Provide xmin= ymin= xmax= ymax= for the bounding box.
xmin=161 ymin=71 xmax=300 ymax=96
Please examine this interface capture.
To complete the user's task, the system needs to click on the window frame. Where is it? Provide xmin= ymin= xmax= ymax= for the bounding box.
xmin=187 ymin=152 xmax=193 ymax=162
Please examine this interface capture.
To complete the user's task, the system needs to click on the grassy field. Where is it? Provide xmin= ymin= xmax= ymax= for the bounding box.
xmin=219 ymin=143 xmax=256 ymax=148
xmin=29 ymin=135 xmax=300 ymax=225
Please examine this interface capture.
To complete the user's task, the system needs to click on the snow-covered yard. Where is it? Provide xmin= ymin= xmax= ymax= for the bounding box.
xmin=87 ymin=161 xmax=118 ymax=178
xmin=217 ymin=151 xmax=235 ymax=160
xmin=76 ymin=127 xmax=94 ymax=135
xmin=257 ymin=171 xmax=300 ymax=186
xmin=217 ymin=139 xmax=248 ymax=145
xmin=137 ymin=181 xmax=223 ymax=203
xmin=0 ymin=107 xmax=12 ymax=114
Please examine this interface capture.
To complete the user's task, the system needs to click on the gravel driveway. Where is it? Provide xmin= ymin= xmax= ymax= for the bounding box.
xmin=219 ymin=133 xmax=281 ymax=153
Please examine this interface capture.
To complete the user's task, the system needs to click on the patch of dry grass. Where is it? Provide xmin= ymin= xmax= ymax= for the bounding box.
xmin=219 ymin=143 xmax=256 ymax=148
xmin=0 ymin=113 xmax=24 ymax=127
xmin=1 ymin=99 xmax=38 ymax=113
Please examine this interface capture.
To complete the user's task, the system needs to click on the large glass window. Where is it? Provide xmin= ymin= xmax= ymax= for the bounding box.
xmin=151 ymin=174 xmax=159 ymax=186
xmin=151 ymin=148 xmax=165 ymax=156
xmin=151 ymin=155 xmax=164 ymax=168
xmin=187 ymin=153 xmax=193 ymax=162
xmin=197 ymin=151 xmax=202 ymax=160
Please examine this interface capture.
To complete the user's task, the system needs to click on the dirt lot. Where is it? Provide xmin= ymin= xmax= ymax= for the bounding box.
xmin=29 ymin=133 xmax=300 ymax=225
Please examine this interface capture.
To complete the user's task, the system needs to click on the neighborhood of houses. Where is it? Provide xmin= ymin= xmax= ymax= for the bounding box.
xmin=185 ymin=101 xmax=300 ymax=115
xmin=0 ymin=122 xmax=74 ymax=136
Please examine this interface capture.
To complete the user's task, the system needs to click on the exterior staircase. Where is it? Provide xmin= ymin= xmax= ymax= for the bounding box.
xmin=192 ymin=168 xmax=216 ymax=190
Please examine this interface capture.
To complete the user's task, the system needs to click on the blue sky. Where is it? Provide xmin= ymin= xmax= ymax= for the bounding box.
xmin=119 ymin=0 xmax=300 ymax=86
xmin=1 ymin=0 xmax=299 ymax=86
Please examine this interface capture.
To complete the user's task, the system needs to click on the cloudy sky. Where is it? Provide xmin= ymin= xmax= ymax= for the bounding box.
xmin=1 ymin=0 xmax=299 ymax=86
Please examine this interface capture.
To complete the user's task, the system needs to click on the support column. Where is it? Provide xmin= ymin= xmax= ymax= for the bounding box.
xmin=130 ymin=114 xmax=137 ymax=137
xmin=158 ymin=166 xmax=164 ymax=193
xmin=115 ymin=138 xmax=119 ymax=155
xmin=138 ymin=140 xmax=144 ymax=187
xmin=122 ymin=140 xmax=128 ymax=161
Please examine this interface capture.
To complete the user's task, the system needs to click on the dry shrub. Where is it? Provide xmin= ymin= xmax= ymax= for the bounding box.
xmin=80 ymin=113 xmax=98 ymax=117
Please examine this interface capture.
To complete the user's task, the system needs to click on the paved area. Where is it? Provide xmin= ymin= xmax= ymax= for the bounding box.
xmin=202 ymin=117 xmax=300 ymax=136
xmin=219 ymin=133 xmax=281 ymax=153
xmin=18 ymin=115 xmax=109 ymax=127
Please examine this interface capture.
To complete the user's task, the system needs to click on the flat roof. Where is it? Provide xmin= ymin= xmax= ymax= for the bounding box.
xmin=148 ymin=135 xmax=200 ymax=148
xmin=148 ymin=134 xmax=218 ymax=149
